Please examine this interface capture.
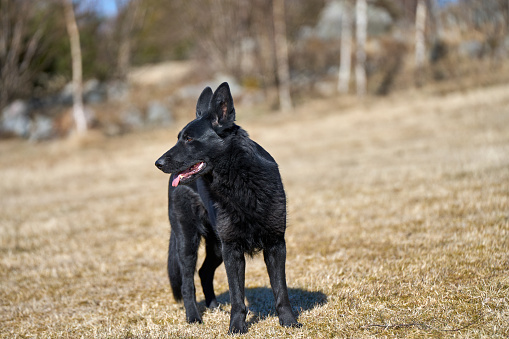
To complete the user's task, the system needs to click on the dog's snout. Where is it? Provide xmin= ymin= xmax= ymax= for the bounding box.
xmin=155 ymin=158 xmax=165 ymax=170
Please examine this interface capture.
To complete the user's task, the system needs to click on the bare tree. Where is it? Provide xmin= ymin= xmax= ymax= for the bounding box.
xmin=63 ymin=0 xmax=87 ymax=134
xmin=338 ymin=0 xmax=353 ymax=94
xmin=0 ymin=0 xmax=43 ymax=109
xmin=253 ymin=0 xmax=277 ymax=90
xmin=179 ymin=0 xmax=245 ymax=79
xmin=273 ymin=0 xmax=293 ymax=111
xmin=115 ymin=0 xmax=143 ymax=81
xmin=355 ymin=0 xmax=367 ymax=96
xmin=415 ymin=0 xmax=426 ymax=86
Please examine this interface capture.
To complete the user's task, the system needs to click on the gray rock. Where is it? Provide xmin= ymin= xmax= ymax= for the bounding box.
xmin=367 ymin=5 xmax=392 ymax=36
xmin=59 ymin=80 xmax=107 ymax=105
xmin=1 ymin=100 xmax=31 ymax=138
xmin=314 ymin=0 xmax=392 ymax=40
xmin=315 ymin=0 xmax=344 ymax=40
xmin=59 ymin=82 xmax=74 ymax=105
xmin=458 ymin=40 xmax=484 ymax=59
xmin=84 ymin=78 xmax=101 ymax=93
xmin=29 ymin=114 xmax=55 ymax=141
xmin=84 ymin=79 xmax=106 ymax=104
xmin=122 ymin=105 xmax=144 ymax=129
xmin=175 ymin=83 xmax=205 ymax=101
xmin=146 ymin=101 xmax=173 ymax=126
xmin=174 ymin=75 xmax=243 ymax=102
xmin=84 ymin=107 xmax=96 ymax=126
xmin=107 ymin=81 xmax=129 ymax=102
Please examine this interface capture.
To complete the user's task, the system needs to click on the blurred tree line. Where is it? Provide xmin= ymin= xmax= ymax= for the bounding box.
xmin=0 ymin=0 xmax=114 ymax=109
xmin=2 ymin=0 xmax=509 ymax=112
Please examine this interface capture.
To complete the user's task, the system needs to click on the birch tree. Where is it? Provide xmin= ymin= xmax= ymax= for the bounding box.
xmin=273 ymin=0 xmax=293 ymax=111
xmin=415 ymin=0 xmax=427 ymax=86
xmin=115 ymin=0 xmax=143 ymax=81
xmin=355 ymin=0 xmax=367 ymax=96
xmin=63 ymin=0 xmax=87 ymax=133
xmin=338 ymin=0 xmax=353 ymax=94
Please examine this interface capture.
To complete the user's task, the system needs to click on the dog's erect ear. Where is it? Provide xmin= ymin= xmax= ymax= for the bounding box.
xmin=210 ymin=82 xmax=235 ymax=129
xmin=196 ymin=87 xmax=213 ymax=118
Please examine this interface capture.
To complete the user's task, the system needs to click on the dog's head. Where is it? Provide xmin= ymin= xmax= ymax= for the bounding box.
xmin=155 ymin=82 xmax=236 ymax=186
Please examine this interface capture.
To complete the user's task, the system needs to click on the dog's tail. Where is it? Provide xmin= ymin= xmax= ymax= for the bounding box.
xmin=167 ymin=229 xmax=183 ymax=302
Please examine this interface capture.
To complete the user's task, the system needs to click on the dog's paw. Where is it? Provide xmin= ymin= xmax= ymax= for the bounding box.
xmin=279 ymin=315 xmax=302 ymax=328
xmin=186 ymin=314 xmax=203 ymax=324
xmin=207 ymin=299 xmax=219 ymax=309
xmin=228 ymin=315 xmax=247 ymax=334
xmin=228 ymin=323 xmax=247 ymax=335
xmin=282 ymin=320 xmax=303 ymax=328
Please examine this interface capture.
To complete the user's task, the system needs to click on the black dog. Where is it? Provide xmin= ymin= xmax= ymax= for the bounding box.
xmin=155 ymin=83 xmax=301 ymax=334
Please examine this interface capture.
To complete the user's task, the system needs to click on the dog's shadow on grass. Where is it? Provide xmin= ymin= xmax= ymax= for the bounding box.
xmin=201 ymin=287 xmax=327 ymax=327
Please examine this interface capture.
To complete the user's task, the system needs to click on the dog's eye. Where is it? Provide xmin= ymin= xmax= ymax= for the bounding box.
xmin=184 ymin=135 xmax=193 ymax=143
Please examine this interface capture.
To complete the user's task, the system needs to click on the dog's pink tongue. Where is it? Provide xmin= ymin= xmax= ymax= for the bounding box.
xmin=171 ymin=175 xmax=180 ymax=187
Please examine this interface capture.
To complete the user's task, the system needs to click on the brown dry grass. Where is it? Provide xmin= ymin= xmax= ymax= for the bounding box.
xmin=1 ymin=84 xmax=508 ymax=338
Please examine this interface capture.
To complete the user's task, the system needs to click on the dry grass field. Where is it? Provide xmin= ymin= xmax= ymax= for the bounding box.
xmin=1 ymin=84 xmax=508 ymax=338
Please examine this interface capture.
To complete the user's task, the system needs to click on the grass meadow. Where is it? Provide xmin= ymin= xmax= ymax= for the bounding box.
xmin=1 ymin=84 xmax=508 ymax=338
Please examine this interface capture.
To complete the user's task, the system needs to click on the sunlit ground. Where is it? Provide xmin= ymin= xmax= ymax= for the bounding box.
xmin=1 ymin=84 xmax=508 ymax=338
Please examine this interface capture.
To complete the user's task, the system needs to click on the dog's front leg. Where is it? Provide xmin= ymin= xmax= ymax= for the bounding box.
xmin=263 ymin=239 xmax=301 ymax=328
xmin=222 ymin=242 xmax=247 ymax=334
xmin=177 ymin=240 xmax=202 ymax=324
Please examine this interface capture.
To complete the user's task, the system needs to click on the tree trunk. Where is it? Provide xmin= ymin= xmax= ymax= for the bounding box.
xmin=355 ymin=0 xmax=367 ymax=96
xmin=429 ymin=0 xmax=442 ymax=38
xmin=63 ymin=0 xmax=87 ymax=134
xmin=415 ymin=0 xmax=427 ymax=86
xmin=253 ymin=0 xmax=276 ymax=91
xmin=273 ymin=0 xmax=292 ymax=111
xmin=338 ymin=0 xmax=352 ymax=94
xmin=117 ymin=38 xmax=131 ymax=81
xmin=237 ymin=0 xmax=253 ymax=78
xmin=116 ymin=0 xmax=142 ymax=81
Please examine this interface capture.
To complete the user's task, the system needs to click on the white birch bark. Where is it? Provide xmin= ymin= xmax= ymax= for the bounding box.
xmin=355 ymin=0 xmax=367 ymax=96
xmin=63 ymin=0 xmax=87 ymax=134
xmin=415 ymin=0 xmax=427 ymax=85
xmin=338 ymin=0 xmax=352 ymax=94
xmin=116 ymin=0 xmax=142 ymax=81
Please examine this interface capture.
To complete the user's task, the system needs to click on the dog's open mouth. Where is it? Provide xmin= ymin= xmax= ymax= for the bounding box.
xmin=172 ymin=162 xmax=206 ymax=187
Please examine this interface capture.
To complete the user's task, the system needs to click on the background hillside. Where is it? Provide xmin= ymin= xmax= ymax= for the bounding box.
xmin=2 ymin=0 xmax=509 ymax=140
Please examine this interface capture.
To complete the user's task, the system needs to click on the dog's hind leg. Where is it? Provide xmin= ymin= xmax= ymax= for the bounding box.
xmin=263 ymin=238 xmax=302 ymax=328
xmin=198 ymin=237 xmax=223 ymax=309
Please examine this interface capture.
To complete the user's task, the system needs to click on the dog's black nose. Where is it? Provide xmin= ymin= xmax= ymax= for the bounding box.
xmin=155 ymin=158 xmax=165 ymax=170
